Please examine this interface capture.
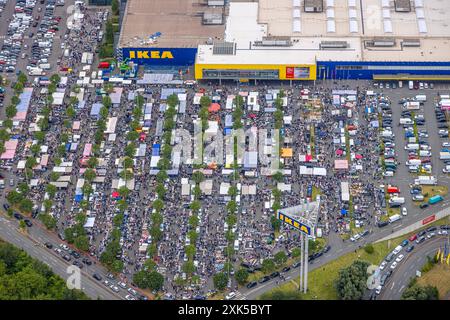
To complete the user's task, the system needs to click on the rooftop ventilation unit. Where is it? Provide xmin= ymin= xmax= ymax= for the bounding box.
xmin=254 ymin=37 xmax=292 ymax=47
xmin=212 ymin=42 xmax=235 ymax=55
xmin=304 ymin=0 xmax=324 ymax=12
xmin=320 ymin=41 xmax=349 ymax=49
xmin=394 ymin=0 xmax=411 ymax=12
xmin=207 ymin=0 xmax=225 ymax=6
xmin=202 ymin=12 xmax=223 ymax=25
xmin=402 ymin=39 xmax=421 ymax=47
xmin=366 ymin=39 xmax=396 ymax=47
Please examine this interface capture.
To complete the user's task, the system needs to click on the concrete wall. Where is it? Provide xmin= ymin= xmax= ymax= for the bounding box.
xmin=375 ymin=207 xmax=450 ymax=243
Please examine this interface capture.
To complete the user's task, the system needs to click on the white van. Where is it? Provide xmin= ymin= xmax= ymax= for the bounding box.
xmin=389 ymin=214 xmax=401 ymax=224
xmin=233 ymin=240 xmax=239 ymax=251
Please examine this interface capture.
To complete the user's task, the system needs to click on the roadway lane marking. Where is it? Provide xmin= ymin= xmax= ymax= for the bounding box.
xmin=399 ymin=285 xmax=405 ymax=293
xmin=390 ymin=282 xmax=395 ymax=290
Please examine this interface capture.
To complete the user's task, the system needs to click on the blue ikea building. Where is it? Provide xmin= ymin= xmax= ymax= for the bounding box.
xmin=316 ymin=60 xmax=450 ymax=80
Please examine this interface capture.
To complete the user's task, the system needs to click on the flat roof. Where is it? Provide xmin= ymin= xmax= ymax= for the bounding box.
xmin=119 ymin=0 xmax=227 ymax=48
xmin=203 ymin=0 xmax=450 ymax=64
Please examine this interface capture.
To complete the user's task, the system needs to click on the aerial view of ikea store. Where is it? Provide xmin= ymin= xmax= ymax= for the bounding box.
xmin=118 ymin=0 xmax=450 ymax=82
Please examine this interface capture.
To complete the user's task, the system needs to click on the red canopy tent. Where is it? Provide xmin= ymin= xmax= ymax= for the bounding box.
xmin=208 ymin=103 xmax=220 ymax=112
xmin=112 ymin=191 xmax=120 ymax=199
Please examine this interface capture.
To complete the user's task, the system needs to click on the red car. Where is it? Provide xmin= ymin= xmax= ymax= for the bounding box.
xmin=409 ymin=234 xmax=418 ymax=241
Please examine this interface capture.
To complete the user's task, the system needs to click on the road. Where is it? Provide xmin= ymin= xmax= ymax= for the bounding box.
xmin=237 ymin=205 xmax=450 ymax=300
xmin=0 ymin=214 xmax=123 ymax=300
xmin=378 ymin=235 xmax=449 ymax=300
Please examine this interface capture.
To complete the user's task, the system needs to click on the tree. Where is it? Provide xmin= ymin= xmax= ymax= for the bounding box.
xmin=105 ymin=19 xmax=114 ymax=44
xmin=187 ymin=230 xmax=198 ymax=244
xmin=156 ymin=170 xmax=168 ymax=183
xmin=272 ymin=171 xmax=284 ymax=182
xmin=262 ymin=259 xmax=276 ymax=274
xmin=43 ymin=199 xmax=53 ymax=213
xmin=3 ymin=119 xmax=13 ymax=129
xmin=226 ymin=200 xmax=237 ymax=214
xmin=235 ymin=268 xmax=249 ymax=285
xmin=100 ymin=106 xmax=109 ymax=120
xmin=74 ymin=235 xmax=89 ymax=251
xmin=148 ymin=271 xmax=164 ymax=291
xmin=102 ymin=95 xmax=112 ymax=109
xmin=17 ymin=182 xmax=29 ymax=195
xmin=17 ymin=72 xmax=27 ymax=84
xmin=45 ymin=183 xmax=57 ymax=199
xmin=192 ymin=171 xmax=205 ymax=184
xmin=135 ymin=94 xmax=145 ymax=108
xmin=274 ymin=251 xmax=288 ymax=266
xmin=213 ymin=272 xmax=228 ymax=291
xmin=364 ymin=244 xmax=374 ymax=254
xmin=190 ymin=200 xmax=201 ymax=213
xmin=19 ymin=220 xmax=26 ymax=230
xmin=83 ymin=168 xmax=96 ymax=183
xmin=132 ymin=270 xmax=149 ymax=289
xmin=199 ymin=95 xmax=212 ymax=109
xmin=155 ymin=183 xmax=166 ymax=199
xmin=0 ymin=128 xmax=10 ymax=142
xmin=87 ymin=157 xmax=99 ymax=168
xmin=39 ymin=213 xmax=56 ymax=230
xmin=188 ymin=215 xmax=199 ymax=228
xmin=5 ymin=105 xmax=17 ymax=118
xmin=126 ymin=130 xmax=139 ymax=141
xmin=226 ymin=215 xmax=237 ymax=230
xmin=66 ymin=106 xmax=76 ymax=119
xmin=133 ymin=106 xmax=143 ymax=120
xmin=185 ymin=244 xmax=196 ymax=259
xmin=166 ymin=94 xmax=179 ymax=108
xmin=118 ymin=186 xmax=130 ymax=198
xmin=14 ymin=81 xmax=23 ymax=94
xmin=6 ymin=190 xmax=23 ymax=205
xmin=335 ymin=260 xmax=370 ymax=300
xmin=228 ymin=185 xmax=238 ymax=197
xmin=402 ymin=283 xmax=439 ymax=300
xmin=152 ymin=199 xmax=164 ymax=212
xmin=113 ymin=213 xmax=124 ymax=227
xmin=182 ymin=261 xmax=196 ymax=276
xmin=50 ymin=74 xmax=61 ymax=85
xmin=47 ymin=83 xmax=56 ymax=95
xmin=291 ymin=248 xmax=301 ymax=258
xmin=124 ymin=143 xmax=136 ymax=158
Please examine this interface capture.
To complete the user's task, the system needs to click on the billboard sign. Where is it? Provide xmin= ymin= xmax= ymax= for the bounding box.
xmin=286 ymin=66 xmax=310 ymax=79
xmin=277 ymin=211 xmax=313 ymax=236
xmin=122 ymin=48 xmax=197 ymax=66
xmin=422 ymin=214 xmax=435 ymax=225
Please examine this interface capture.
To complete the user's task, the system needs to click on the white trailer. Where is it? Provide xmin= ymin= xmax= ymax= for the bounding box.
xmin=414 ymin=176 xmax=437 ymax=185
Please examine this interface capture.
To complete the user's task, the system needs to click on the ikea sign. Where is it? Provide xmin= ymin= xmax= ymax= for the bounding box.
xmin=128 ymin=50 xmax=174 ymax=59
xmin=277 ymin=211 xmax=313 ymax=236
xmin=122 ymin=48 xmax=197 ymax=66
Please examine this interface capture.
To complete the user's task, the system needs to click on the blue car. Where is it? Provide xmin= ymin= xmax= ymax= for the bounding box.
xmin=401 ymin=240 xmax=409 ymax=247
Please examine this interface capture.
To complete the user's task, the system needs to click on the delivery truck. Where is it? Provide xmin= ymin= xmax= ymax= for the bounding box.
xmin=389 ymin=197 xmax=405 ymax=205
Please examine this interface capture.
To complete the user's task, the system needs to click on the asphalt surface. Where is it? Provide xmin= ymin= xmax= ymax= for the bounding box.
xmin=378 ymin=235 xmax=449 ymax=300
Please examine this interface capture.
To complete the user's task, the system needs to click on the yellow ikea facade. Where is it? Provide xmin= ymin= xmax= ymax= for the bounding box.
xmin=195 ymin=63 xmax=317 ymax=81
